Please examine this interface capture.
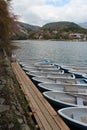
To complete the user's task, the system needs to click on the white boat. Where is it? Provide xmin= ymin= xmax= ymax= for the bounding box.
xmin=19 ymin=59 xmax=42 ymax=66
xmin=22 ymin=66 xmax=37 ymax=70
xmin=68 ymin=69 xmax=85 ymax=78
xmin=26 ymin=70 xmax=64 ymax=78
xmin=20 ymin=60 xmax=60 ymax=71
xmin=58 ymin=107 xmax=87 ymax=130
xmin=60 ymin=66 xmax=87 ymax=78
xmin=22 ymin=66 xmax=61 ymax=73
xmin=19 ymin=59 xmax=52 ymax=66
xmin=26 ymin=71 xmax=74 ymax=78
xmin=32 ymin=76 xmax=75 ymax=84
xmin=46 ymin=73 xmax=75 ymax=79
xmin=21 ymin=63 xmax=60 ymax=69
xmin=34 ymin=63 xmax=60 ymax=68
xmin=43 ymin=91 xmax=87 ymax=108
xmin=34 ymin=59 xmax=52 ymax=65
xmin=32 ymin=76 xmax=87 ymax=85
xmin=38 ymin=83 xmax=87 ymax=93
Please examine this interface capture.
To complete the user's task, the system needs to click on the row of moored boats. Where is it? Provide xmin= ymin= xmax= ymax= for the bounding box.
xmin=19 ymin=59 xmax=87 ymax=130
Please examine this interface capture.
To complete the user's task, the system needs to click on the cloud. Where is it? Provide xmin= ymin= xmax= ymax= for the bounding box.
xmin=12 ymin=0 xmax=87 ymax=26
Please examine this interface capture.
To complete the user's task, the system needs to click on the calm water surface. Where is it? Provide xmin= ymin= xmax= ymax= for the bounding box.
xmin=13 ymin=40 xmax=87 ymax=67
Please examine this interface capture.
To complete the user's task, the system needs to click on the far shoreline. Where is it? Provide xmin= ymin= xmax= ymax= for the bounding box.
xmin=11 ymin=39 xmax=87 ymax=42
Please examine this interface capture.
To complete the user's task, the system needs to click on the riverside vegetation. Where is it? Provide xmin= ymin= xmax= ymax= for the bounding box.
xmin=0 ymin=49 xmax=37 ymax=130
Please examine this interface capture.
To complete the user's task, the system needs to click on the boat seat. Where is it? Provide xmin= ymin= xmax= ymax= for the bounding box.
xmin=76 ymin=97 xmax=83 ymax=106
xmin=78 ymin=89 xmax=87 ymax=93
xmin=64 ymin=80 xmax=75 ymax=84
xmin=64 ymin=86 xmax=78 ymax=92
xmin=60 ymin=99 xmax=75 ymax=104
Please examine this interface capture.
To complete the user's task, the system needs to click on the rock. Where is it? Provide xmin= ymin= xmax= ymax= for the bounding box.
xmin=2 ymin=79 xmax=6 ymax=85
xmin=0 ymin=85 xmax=4 ymax=90
xmin=8 ymin=122 xmax=14 ymax=129
xmin=11 ymin=105 xmax=16 ymax=110
xmin=23 ymin=115 xmax=27 ymax=124
xmin=0 ymin=77 xmax=6 ymax=85
xmin=21 ymin=124 xmax=30 ymax=130
xmin=17 ymin=118 xmax=23 ymax=124
xmin=0 ymin=98 xmax=5 ymax=104
xmin=0 ymin=105 xmax=10 ymax=113
xmin=15 ymin=110 xmax=21 ymax=116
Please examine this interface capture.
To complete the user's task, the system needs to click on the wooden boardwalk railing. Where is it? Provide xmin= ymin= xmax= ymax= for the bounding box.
xmin=11 ymin=62 xmax=70 ymax=130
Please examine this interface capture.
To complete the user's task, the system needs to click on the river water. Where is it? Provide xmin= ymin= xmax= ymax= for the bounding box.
xmin=13 ymin=40 xmax=87 ymax=67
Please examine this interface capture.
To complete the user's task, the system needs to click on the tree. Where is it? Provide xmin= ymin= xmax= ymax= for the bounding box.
xmin=0 ymin=0 xmax=17 ymax=55
xmin=0 ymin=0 xmax=10 ymax=42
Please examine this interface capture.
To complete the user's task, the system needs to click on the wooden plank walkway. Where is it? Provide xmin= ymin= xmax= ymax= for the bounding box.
xmin=11 ymin=62 xmax=70 ymax=130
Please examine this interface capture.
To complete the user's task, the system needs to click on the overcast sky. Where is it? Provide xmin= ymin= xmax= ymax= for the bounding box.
xmin=12 ymin=0 xmax=87 ymax=26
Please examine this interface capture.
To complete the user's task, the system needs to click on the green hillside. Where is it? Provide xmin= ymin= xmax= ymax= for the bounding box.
xmin=42 ymin=21 xmax=84 ymax=32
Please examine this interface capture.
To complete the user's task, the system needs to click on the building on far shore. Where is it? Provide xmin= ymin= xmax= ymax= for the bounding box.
xmin=69 ymin=33 xmax=87 ymax=41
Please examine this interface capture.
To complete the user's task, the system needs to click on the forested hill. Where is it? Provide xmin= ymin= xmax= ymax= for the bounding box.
xmin=12 ymin=22 xmax=41 ymax=40
xmin=42 ymin=21 xmax=82 ymax=30
xmin=18 ymin=22 xmax=40 ymax=31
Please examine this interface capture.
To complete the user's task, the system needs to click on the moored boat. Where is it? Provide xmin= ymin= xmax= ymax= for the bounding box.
xmin=34 ymin=63 xmax=60 ymax=68
xmin=26 ymin=70 xmax=74 ymax=78
xmin=38 ymin=83 xmax=87 ymax=93
xmin=60 ymin=66 xmax=87 ymax=78
xmin=69 ymin=69 xmax=85 ymax=78
xmin=22 ymin=66 xmax=60 ymax=72
xmin=26 ymin=70 xmax=64 ymax=78
xmin=21 ymin=63 xmax=60 ymax=69
xmin=43 ymin=91 xmax=87 ymax=108
xmin=58 ymin=107 xmax=87 ymax=130
xmin=19 ymin=59 xmax=53 ymax=67
xmin=32 ymin=76 xmax=87 ymax=85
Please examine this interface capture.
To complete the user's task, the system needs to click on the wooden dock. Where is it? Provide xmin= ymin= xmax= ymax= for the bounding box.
xmin=11 ymin=62 xmax=70 ymax=130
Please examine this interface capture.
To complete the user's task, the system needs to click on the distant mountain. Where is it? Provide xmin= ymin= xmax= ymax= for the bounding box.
xmin=42 ymin=21 xmax=82 ymax=30
xmin=12 ymin=21 xmax=41 ymax=40
xmin=18 ymin=22 xmax=41 ymax=31
xmin=79 ymin=22 xmax=87 ymax=29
